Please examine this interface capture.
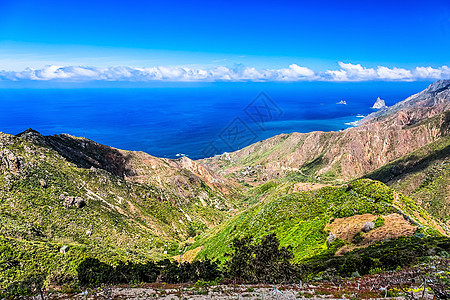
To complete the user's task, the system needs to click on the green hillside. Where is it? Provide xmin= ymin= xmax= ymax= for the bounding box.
xmin=365 ymin=135 xmax=450 ymax=222
xmin=190 ymin=179 xmax=447 ymax=263
xmin=0 ymin=131 xmax=238 ymax=290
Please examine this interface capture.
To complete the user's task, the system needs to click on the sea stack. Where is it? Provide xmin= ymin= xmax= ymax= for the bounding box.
xmin=372 ymin=97 xmax=387 ymax=109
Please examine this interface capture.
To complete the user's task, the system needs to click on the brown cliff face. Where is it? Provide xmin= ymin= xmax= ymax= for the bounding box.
xmin=199 ymin=80 xmax=450 ymax=184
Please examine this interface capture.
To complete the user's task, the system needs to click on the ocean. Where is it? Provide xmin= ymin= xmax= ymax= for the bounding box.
xmin=0 ymin=81 xmax=432 ymax=159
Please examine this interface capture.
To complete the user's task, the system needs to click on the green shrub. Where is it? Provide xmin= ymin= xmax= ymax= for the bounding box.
xmin=3 ymin=275 xmax=45 ymax=298
xmin=77 ymin=258 xmax=114 ymax=286
xmin=299 ymin=236 xmax=450 ymax=277
xmin=352 ymin=232 xmax=364 ymax=244
xmin=159 ymin=258 xmax=221 ymax=284
xmin=225 ymin=233 xmax=299 ymax=283
xmin=374 ymin=216 xmax=385 ymax=228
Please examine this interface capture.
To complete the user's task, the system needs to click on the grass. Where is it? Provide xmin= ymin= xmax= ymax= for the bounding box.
xmin=1 ymin=126 xmax=449 ymax=294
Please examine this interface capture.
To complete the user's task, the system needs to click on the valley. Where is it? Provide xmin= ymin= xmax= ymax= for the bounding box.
xmin=0 ymin=80 xmax=449 ymax=298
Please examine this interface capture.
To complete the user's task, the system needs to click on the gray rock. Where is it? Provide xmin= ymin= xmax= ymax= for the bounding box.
xmin=362 ymin=221 xmax=375 ymax=232
xmin=351 ymin=271 xmax=361 ymax=278
xmin=0 ymin=149 xmax=21 ymax=174
xmin=327 ymin=233 xmax=336 ymax=244
xmin=63 ymin=196 xmax=85 ymax=208
xmin=63 ymin=196 xmax=75 ymax=207
xmin=372 ymin=97 xmax=387 ymax=109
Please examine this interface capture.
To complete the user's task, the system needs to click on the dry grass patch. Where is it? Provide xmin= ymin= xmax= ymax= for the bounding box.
xmin=173 ymin=246 xmax=203 ymax=263
xmin=326 ymin=213 xmax=417 ymax=255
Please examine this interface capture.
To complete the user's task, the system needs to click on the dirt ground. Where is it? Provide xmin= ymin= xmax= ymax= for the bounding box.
xmin=27 ymin=262 xmax=449 ymax=299
xmin=40 ymin=279 xmax=435 ymax=299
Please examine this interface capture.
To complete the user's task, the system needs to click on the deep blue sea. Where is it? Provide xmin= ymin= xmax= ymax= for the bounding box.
xmin=0 ymin=81 xmax=432 ymax=159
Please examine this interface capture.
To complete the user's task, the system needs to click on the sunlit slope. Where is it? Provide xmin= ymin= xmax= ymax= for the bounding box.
xmin=190 ymin=179 xmax=447 ymax=263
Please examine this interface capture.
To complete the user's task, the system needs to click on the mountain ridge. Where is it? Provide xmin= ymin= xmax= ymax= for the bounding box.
xmin=199 ymin=80 xmax=450 ymax=185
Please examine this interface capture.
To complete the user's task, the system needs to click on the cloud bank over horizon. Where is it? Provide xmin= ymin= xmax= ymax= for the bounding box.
xmin=1 ymin=62 xmax=449 ymax=83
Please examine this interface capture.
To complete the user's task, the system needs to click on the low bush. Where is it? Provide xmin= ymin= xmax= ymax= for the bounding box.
xmin=224 ymin=233 xmax=299 ymax=283
xmin=300 ymin=236 xmax=450 ymax=277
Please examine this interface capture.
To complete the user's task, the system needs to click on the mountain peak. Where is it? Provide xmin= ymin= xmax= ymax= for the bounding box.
xmin=425 ymin=79 xmax=450 ymax=94
xmin=17 ymin=128 xmax=42 ymax=136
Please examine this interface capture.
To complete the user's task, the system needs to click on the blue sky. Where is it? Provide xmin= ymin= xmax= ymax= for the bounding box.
xmin=0 ymin=0 xmax=449 ymax=81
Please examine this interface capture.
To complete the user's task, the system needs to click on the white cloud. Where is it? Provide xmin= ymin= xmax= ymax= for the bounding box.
xmin=337 ymin=62 xmax=378 ymax=80
xmin=323 ymin=62 xmax=449 ymax=81
xmin=0 ymin=63 xmax=449 ymax=82
xmin=413 ymin=66 xmax=450 ymax=79
xmin=376 ymin=66 xmax=412 ymax=80
xmin=276 ymin=64 xmax=316 ymax=80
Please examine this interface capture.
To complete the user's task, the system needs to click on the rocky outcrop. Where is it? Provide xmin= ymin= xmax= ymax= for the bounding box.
xmin=362 ymin=79 xmax=450 ymax=126
xmin=0 ymin=149 xmax=22 ymax=175
xmin=61 ymin=195 xmax=86 ymax=208
xmin=372 ymin=97 xmax=387 ymax=109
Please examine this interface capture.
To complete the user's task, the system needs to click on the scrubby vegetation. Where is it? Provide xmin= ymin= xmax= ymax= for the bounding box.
xmin=191 ymin=178 xmax=444 ymax=262
xmin=300 ymin=236 xmax=450 ymax=278
xmin=366 ymin=135 xmax=450 ymax=221
xmin=3 ymin=232 xmax=449 ymax=298
xmin=0 ymin=131 xmax=237 ymax=295
xmin=224 ymin=233 xmax=298 ymax=283
xmin=1 ymin=111 xmax=449 ymax=298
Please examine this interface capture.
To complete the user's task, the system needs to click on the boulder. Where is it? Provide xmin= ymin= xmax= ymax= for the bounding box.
xmin=63 ymin=196 xmax=86 ymax=208
xmin=362 ymin=221 xmax=375 ymax=232
xmin=327 ymin=233 xmax=336 ymax=244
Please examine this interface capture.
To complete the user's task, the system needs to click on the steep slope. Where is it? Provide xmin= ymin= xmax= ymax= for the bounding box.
xmin=199 ymin=80 xmax=450 ymax=185
xmin=0 ymin=130 xmax=241 ymax=256
xmin=0 ymin=130 xmax=246 ymax=290
xmin=190 ymin=179 xmax=448 ymax=263
xmin=17 ymin=129 xmax=241 ymax=206
xmin=365 ymin=135 xmax=450 ymax=223
xmin=361 ymin=79 xmax=450 ymax=125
